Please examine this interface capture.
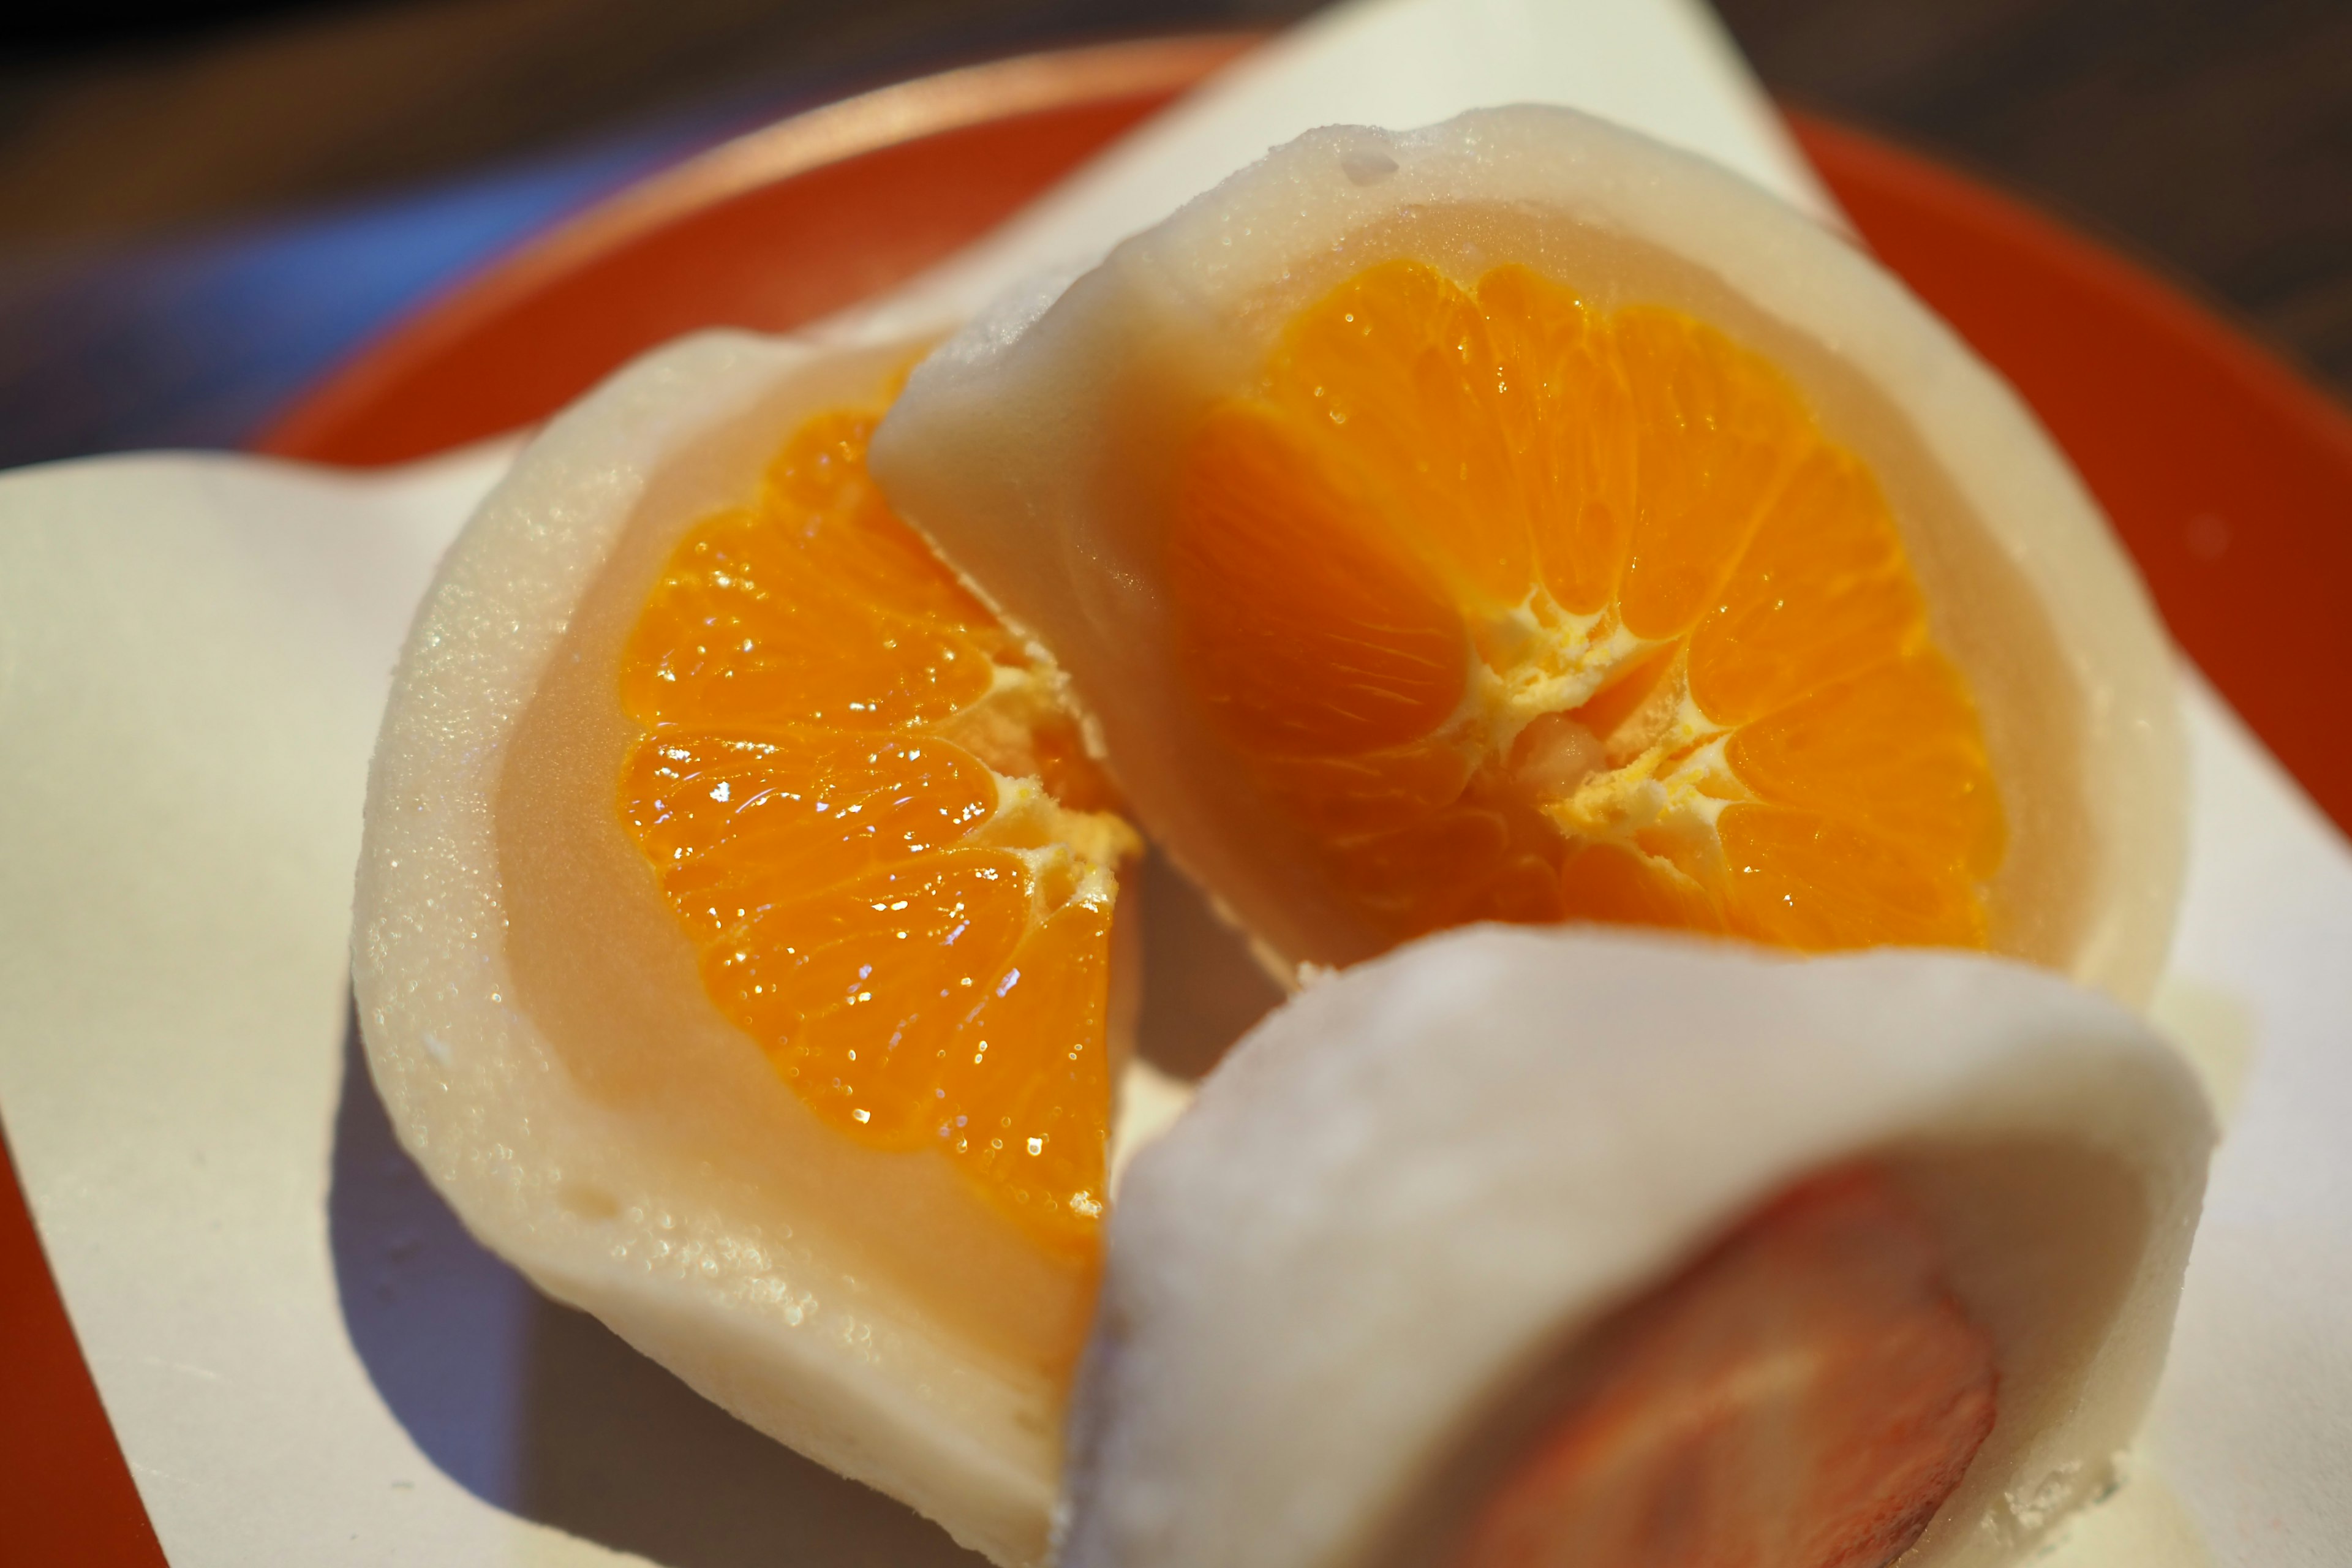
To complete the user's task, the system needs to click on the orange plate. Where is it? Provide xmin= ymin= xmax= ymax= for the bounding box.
xmin=14 ymin=32 xmax=2351 ymax=1559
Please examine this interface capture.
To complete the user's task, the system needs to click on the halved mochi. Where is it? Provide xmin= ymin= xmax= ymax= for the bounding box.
xmin=871 ymin=106 xmax=2184 ymax=1002
xmin=1065 ymin=927 xmax=2214 ymax=1568
xmin=355 ymin=332 xmax=1148 ymax=1567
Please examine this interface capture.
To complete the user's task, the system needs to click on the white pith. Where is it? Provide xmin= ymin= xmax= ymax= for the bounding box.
xmin=1365 ymin=583 xmax=1744 ymax=888
xmin=942 ymin=647 xmax=1139 ymax=905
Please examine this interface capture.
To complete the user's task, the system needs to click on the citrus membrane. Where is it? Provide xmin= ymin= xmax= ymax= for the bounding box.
xmin=1171 ymin=257 xmax=2001 ymax=951
xmin=872 ymin=106 xmax=2185 ymax=1001
xmin=616 ymin=400 xmax=1137 ymax=1257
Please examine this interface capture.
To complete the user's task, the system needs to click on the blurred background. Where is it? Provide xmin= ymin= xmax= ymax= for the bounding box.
xmin=1 ymin=0 xmax=2345 ymax=470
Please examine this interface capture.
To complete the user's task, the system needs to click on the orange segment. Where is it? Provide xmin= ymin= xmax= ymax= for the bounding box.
xmin=1721 ymin=806 xmax=1986 ymax=952
xmin=1555 ymin=842 xmax=1723 ymax=934
xmin=709 ymin=852 xmax=1033 ymax=1144
xmin=1610 ymin=305 xmax=1811 ymax=639
xmin=1256 ymin=742 xmax=1480 ymax=839
xmin=620 ymin=516 xmax=995 ymax=729
xmin=1476 ymin=265 xmax=1637 ymax=619
xmin=1172 ymin=403 xmax=1469 ymax=756
xmin=1686 ymin=446 xmax=1922 ymax=726
xmin=761 ymin=408 xmax=1017 ymax=642
xmin=1450 ymin=1167 xmax=1997 ymax=1568
xmin=618 ymin=400 xmax=1136 ymax=1258
xmin=939 ymin=899 xmax=1115 ymax=1241
xmin=622 ymin=732 xmax=999 ymax=927
xmin=1170 ymin=260 xmax=2002 ymax=952
xmin=1728 ymin=659 xmax=2005 ymax=888
xmin=1264 ymin=259 xmax=1534 ymax=607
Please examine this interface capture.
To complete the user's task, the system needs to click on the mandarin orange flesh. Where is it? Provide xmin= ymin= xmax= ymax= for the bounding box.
xmin=1172 ymin=261 xmax=2004 ymax=951
xmin=1450 ymin=1166 xmax=1999 ymax=1568
xmin=617 ymin=406 xmax=1133 ymax=1257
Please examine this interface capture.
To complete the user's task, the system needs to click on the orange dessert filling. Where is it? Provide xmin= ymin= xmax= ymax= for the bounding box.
xmin=1173 ymin=260 xmax=2005 ymax=951
xmin=1452 ymin=1167 xmax=1999 ymax=1568
xmin=617 ymin=403 xmax=1136 ymax=1257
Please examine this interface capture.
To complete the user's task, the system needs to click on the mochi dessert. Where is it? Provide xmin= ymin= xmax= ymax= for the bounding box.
xmin=353 ymin=105 xmax=2191 ymax=1568
xmin=1066 ymin=929 xmax=2214 ymax=1568
xmin=873 ymin=106 xmax=2184 ymax=1003
xmin=356 ymin=334 xmax=1143 ymax=1566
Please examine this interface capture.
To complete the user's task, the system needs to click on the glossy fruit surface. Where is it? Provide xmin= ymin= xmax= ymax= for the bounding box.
xmin=617 ymin=401 xmax=1133 ymax=1255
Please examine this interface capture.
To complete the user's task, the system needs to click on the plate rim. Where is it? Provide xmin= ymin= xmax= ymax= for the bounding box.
xmin=252 ymin=31 xmax=1262 ymax=464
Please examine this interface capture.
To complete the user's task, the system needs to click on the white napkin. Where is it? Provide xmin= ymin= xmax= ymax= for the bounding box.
xmin=1 ymin=1 xmax=2345 ymax=1564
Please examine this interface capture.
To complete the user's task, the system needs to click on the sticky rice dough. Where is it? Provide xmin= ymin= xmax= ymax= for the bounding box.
xmin=1063 ymin=927 xmax=2214 ymax=1568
